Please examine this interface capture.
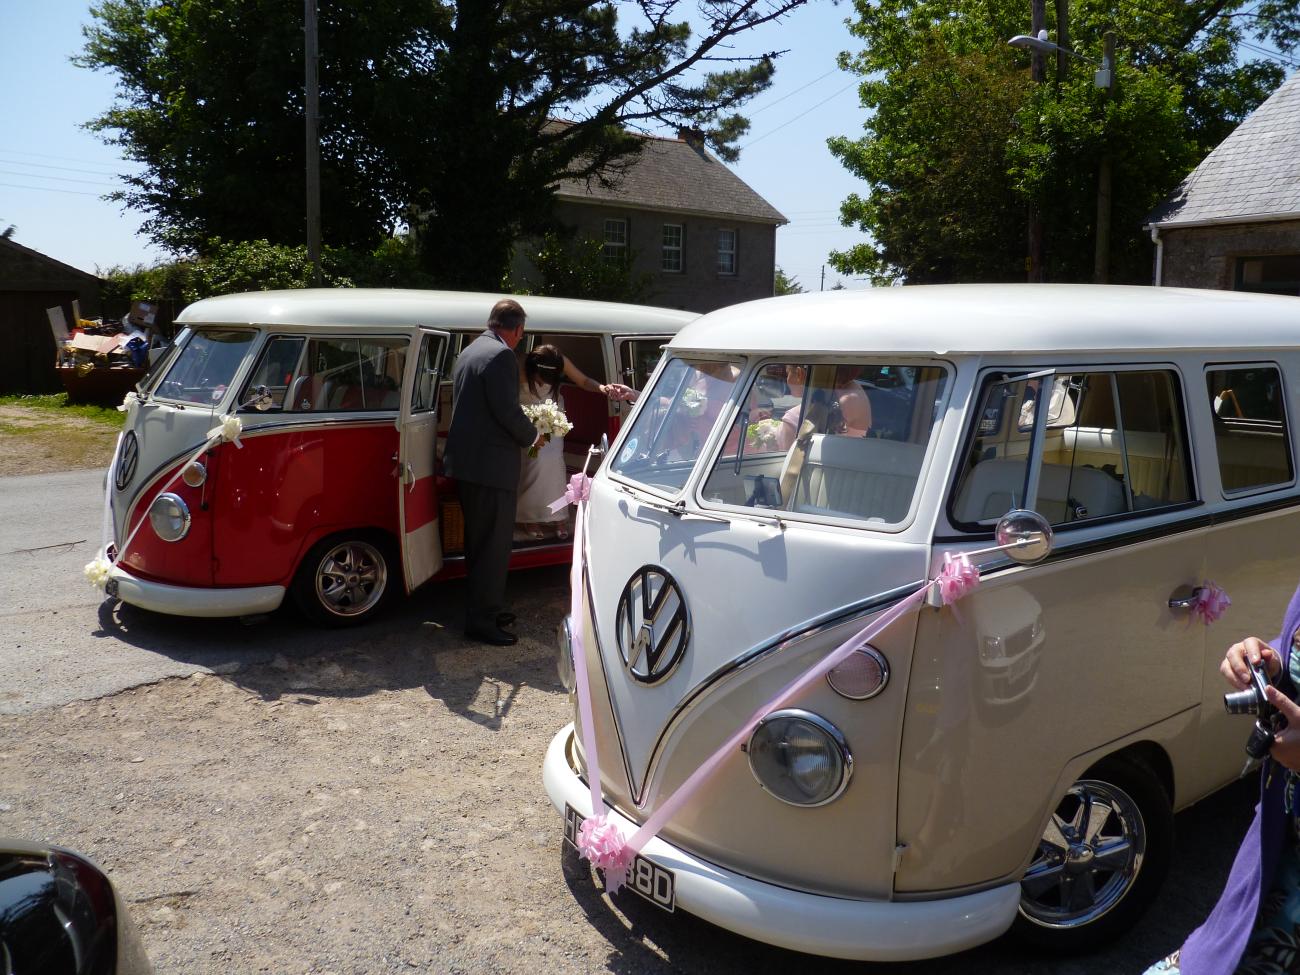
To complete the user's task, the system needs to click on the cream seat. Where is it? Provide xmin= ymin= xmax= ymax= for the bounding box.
xmin=792 ymin=435 xmax=928 ymax=523
xmin=953 ymin=458 xmax=1127 ymax=525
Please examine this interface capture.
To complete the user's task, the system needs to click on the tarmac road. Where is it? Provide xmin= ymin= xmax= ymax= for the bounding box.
xmin=0 ymin=468 xmax=1262 ymax=972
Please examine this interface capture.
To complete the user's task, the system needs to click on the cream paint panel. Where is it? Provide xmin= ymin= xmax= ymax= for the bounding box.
xmin=399 ymin=409 xmax=440 ymax=590
xmin=896 ymin=531 xmax=1204 ymax=893
xmin=1192 ymin=504 xmax=1300 ymax=802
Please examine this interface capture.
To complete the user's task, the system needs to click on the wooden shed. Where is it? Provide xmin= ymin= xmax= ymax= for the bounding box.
xmin=0 ymin=237 xmax=103 ymax=395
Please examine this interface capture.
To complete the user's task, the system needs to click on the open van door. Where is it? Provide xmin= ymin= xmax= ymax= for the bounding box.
xmin=613 ymin=335 xmax=673 ymax=425
xmin=398 ymin=327 xmax=449 ymax=592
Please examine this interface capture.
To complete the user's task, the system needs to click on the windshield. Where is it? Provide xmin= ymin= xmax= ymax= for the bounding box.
xmin=137 ymin=326 xmax=189 ymax=395
xmin=699 ymin=362 xmax=949 ymax=525
xmin=155 ymin=329 xmax=257 ymax=406
xmin=610 ymin=357 xmax=744 ymax=494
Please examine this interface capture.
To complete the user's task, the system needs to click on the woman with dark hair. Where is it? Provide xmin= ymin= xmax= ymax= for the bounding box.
xmin=515 ymin=344 xmax=568 ymax=540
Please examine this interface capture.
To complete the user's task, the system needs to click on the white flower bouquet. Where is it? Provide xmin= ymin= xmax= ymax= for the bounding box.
xmin=745 ymin=417 xmax=782 ymax=451
xmin=681 ymin=386 xmax=708 ymax=417
xmin=522 ymin=399 xmax=573 ymax=458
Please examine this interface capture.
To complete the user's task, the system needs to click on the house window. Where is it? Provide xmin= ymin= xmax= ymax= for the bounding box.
xmin=1236 ymin=255 xmax=1300 ymax=296
xmin=717 ymin=229 xmax=737 ymax=275
xmin=603 ymin=219 xmax=628 ymax=264
xmin=662 ymin=224 xmax=683 ymax=272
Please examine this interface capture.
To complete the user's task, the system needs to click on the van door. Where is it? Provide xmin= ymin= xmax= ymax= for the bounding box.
xmin=899 ymin=366 xmax=1204 ymax=893
xmin=398 ymin=328 xmax=449 ymax=592
xmin=613 ymin=335 xmax=672 ymax=425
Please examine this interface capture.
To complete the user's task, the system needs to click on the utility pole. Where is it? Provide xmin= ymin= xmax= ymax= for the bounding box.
xmin=820 ymin=264 xmax=825 ymax=291
xmin=1093 ymin=30 xmax=1116 ymax=284
xmin=1027 ymin=0 xmax=1047 ymax=282
xmin=304 ymin=0 xmax=323 ymax=286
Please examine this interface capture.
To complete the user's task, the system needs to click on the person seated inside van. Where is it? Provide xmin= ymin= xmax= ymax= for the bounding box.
xmin=774 ymin=364 xmax=872 ymax=449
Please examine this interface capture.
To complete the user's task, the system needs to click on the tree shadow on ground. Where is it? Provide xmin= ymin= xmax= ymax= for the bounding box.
xmin=91 ymin=565 xmax=573 ymax=731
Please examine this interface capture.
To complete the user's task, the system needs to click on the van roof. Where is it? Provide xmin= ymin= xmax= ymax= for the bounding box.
xmin=175 ymin=288 xmax=699 ymax=335
xmin=669 ymin=284 xmax=1300 ymax=356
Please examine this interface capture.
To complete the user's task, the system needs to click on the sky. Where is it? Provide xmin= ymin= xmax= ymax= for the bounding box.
xmin=0 ymin=1 xmax=872 ymax=291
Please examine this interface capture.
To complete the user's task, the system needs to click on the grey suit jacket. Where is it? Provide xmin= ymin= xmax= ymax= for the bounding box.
xmin=444 ymin=330 xmax=538 ymax=491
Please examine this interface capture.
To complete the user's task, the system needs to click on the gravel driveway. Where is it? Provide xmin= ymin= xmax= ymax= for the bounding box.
xmin=0 ymin=474 xmax=1259 ymax=974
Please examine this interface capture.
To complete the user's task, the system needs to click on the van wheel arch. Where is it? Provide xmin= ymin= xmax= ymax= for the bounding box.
xmin=1012 ymin=751 xmax=1173 ymax=951
xmin=291 ymin=528 xmax=401 ymax=627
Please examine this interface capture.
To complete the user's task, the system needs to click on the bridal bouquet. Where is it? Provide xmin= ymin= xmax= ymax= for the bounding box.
xmin=745 ymin=417 xmax=782 ymax=451
xmin=522 ymin=399 xmax=573 ymax=457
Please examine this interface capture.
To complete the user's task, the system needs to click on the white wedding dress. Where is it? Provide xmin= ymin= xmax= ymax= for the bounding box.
xmin=516 ymin=386 xmax=568 ymax=525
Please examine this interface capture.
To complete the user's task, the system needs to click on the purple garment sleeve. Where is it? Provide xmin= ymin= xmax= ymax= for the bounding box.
xmin=1180 ymin=581 xmax=1300 ymax=975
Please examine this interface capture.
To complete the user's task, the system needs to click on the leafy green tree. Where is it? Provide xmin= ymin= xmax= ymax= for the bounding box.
xmin=77 ymin=0 xmax=805 ymax=288
xmin=511 ymin=232 xmax=654 ymax=303
xmin=829 ymin=0 xmax=1296 ymax=284
xmin=774 ymin=266 xmax=804 ymax=295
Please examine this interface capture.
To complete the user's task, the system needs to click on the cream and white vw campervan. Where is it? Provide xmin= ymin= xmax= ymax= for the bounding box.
xmin=544 ymin=284 xmax=1300 ymax=959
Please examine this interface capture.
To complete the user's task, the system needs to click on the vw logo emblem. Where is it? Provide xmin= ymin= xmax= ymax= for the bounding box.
xmin=615 ymin=566 xmax=689 ymax=685
xmin=115 ymin=431 xmax=139 ymax=490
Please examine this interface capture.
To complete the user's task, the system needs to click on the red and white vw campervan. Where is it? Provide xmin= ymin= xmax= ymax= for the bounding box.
xmin=101 ymin=289 xmax=694 ymax=624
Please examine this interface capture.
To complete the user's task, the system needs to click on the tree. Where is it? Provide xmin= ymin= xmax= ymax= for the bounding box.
xmin=77 ymin=0 xmax=806 ymax=288
xmin=511 ymin=232 xmax=654 ymax=303
xmin=828 ymin=0 xmax=1297 ymax=284
xmin=774 ymin=266 xmax=803 ymax=295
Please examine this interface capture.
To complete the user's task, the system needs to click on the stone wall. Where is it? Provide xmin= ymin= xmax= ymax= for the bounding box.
xmin=542 ymin=201 xmax=777 ymax=313
xmin=1159 ymin=220 xmax=1300 ymax=289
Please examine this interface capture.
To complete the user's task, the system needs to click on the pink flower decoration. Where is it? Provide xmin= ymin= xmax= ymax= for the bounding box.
xmin=935 ymin=553 xmax=980 ymax=605
xmin=548 ymin=473 xmax=593 ymax=513
xmin=577 ymin=812 xmax=633 ymax=893
xmin=1193 ymin=581 xmax=1231 ymax=626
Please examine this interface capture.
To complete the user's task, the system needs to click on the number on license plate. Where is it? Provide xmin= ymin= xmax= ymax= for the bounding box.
xmin=563 ymin=803 xmax=675 ymax=912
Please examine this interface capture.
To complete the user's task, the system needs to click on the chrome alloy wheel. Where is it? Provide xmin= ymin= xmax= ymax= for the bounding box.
xmin=313 ymin=540 xmax=387 ymax=618
xmin=1018 ymin=778 xmax=1146 ymax=929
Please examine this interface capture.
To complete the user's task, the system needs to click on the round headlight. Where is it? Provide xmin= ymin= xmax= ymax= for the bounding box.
xmin=827 ymin=647 xmax=890 ymax=700
xmin=148 ymin=492 xmax=191 ymax=542
xmin=556 ymin=616 xmax=575 ymax=693
xmin=746 ymin=709 xmax=852 ymax=807
xmin=181 ymin=461 xmax=206 ymax=488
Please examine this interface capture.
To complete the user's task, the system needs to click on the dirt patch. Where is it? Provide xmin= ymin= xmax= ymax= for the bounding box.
xmin=0 ymin=405 xmax=119 ymax=476
xmin=0 ymin=630 xmax=807 ymax=975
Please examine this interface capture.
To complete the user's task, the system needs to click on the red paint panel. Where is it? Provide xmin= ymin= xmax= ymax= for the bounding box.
xmin=118 ymin=456 xmax=216 ymax=587
xmin=404 ymin=475 xmax=438 ymax=532
xmin=431 ymin=542 xmax=572 ymax=582
xmin=210 ymin=424 xmax=400 ymax=587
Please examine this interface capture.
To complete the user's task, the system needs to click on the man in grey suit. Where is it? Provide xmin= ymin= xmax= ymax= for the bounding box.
xmin=444 ymin=298 xmax=541 ymax=645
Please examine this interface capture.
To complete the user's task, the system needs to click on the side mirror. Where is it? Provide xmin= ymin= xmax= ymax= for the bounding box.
xmin=242 ymin=384 xmax=274 ymax=412
xmin=995 ymin=509 xmax=1053 ymax=565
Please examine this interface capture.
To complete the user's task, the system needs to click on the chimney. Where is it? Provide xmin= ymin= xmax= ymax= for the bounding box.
xmin=677 ymin=126 xmax=705 ymax=151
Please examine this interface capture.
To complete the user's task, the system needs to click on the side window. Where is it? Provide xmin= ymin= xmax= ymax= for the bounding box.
xmin=411 ymin=334 xmax=444 ymax=413
xmin=240 ymin=336 xmax=305 ymax=411
xmin=699 ymin=361 xmax=949 ymax=525
xmin=953 ymin=369 xmax=1193 ymax=528
xmin=286 ymin=337 xmax=406 ymax=412
xmin=618 ymin=338 xmax=668 ymax=393
xmin=1207 ymin=365 xmax=1294 ymax=493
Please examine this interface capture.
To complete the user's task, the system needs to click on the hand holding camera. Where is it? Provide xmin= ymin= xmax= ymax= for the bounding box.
xmin=1222 ymin=637 xmax=1300 ymax=770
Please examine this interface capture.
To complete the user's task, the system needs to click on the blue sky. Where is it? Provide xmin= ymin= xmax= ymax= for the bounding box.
xmin=0 ymin=1 xmax=870 ymax=290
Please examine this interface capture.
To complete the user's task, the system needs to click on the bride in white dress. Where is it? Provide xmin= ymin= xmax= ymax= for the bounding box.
xmin=516 ymin=344 xmax=638 ymax=540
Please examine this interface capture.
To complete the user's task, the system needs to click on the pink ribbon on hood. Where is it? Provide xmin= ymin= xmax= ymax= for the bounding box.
xmin=548 ymin=473 xmax=592 ymax=514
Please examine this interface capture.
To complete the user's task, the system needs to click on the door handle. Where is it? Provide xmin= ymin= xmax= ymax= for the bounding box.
xmin=1169 ymin=587 xmax=1206 ymax=611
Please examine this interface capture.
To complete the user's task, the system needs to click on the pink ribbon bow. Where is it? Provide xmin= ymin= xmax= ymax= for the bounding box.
xmin=935 ymin=553 xmax=980 ymax=605
xmin=1192 ymin=581 xmax=1231 ymax=626
xmin=548 ymin=472 xmax=592 ymax=513
xmin=576 ymin=813 xmax=633 ymax=893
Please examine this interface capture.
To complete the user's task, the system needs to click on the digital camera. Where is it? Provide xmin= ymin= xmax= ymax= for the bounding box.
xmin=1223 ymin=659 xmax=1284 ymax=760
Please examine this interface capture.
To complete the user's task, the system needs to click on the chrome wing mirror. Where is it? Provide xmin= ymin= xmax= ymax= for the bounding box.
xmin=995 ymin=509 xmax=1054 ymax=565
xmin=241 ymin=384 xmax=274 ymax=412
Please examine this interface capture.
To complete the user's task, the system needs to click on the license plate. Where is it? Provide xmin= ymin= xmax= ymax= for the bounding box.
xmin=563 ymin=803 xmax=675 ymax=912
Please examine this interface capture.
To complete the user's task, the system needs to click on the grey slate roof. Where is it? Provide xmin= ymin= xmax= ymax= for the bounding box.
xmin=554 ymin=133 xmax=787 ymax=225
xmin=1147 ymin=71 xmax=1300 ymax=228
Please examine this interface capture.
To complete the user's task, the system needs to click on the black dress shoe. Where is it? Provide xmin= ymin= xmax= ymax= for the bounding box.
xmin=496 ymin=612 xmax=516 ymax=627
xmin=466 ymin=626 xmax=517 ymax=646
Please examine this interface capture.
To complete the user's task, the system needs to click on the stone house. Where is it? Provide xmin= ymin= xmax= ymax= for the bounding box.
xmin=531 ymin=128 xmax=787 ymax=313
xmin=0 ymin=237 xmax=102 ymax=394
xmin=1145 ymin=72 xmax=1300 ymax=294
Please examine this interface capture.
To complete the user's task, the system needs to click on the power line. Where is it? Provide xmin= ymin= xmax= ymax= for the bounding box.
xmin=0 ymin=168 xmax=120 ymax=188
xmin=0 ymin=147 xmax=134 ymax=172
xmin=0 ymin=155 xmax=133 ymax=178
xmin=741 ymin=80 xmax=859 ymax=149
xmin=748 ymin=68 xmax=842 ymax=117
xmin=0 ymin=181 xmax=106 ymax=197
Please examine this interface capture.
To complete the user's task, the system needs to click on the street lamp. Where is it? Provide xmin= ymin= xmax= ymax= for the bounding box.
xmin=1008 ymin=29 xmax=1118 ymax=283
